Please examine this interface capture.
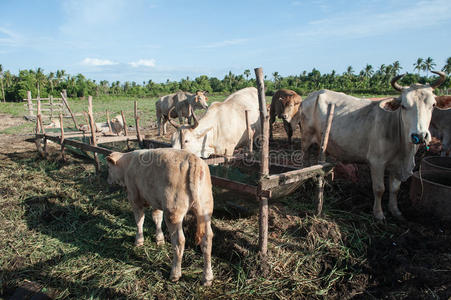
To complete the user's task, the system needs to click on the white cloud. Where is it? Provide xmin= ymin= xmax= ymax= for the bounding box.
xmin=297 ymin=0 xmax=451 ymax=40
xmin=82 ymin=57 xmax=118 ymax=66
xmin=198 ymin=39 xmax=248 ymax=49
xmin=0 ymin=27 xmax=22 ymax=47
xmin=129 ymin=59 xmax=156 ymax=68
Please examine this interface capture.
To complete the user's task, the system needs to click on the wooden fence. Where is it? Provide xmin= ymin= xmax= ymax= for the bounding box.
xmin=23 ymin=91 xmax=70 ymax=119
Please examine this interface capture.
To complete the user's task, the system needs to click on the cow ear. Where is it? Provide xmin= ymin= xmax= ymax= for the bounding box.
xmin=106 ymin=152 xmax=120 ymax=165
xmin=435 ymin=96 xmax=451 ymax=110
xmin=379 ymin=98 xmax=401 ymax=112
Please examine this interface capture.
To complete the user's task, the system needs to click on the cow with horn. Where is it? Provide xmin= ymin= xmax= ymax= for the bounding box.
xmin=300 ymin=71 xmax=449 ymax=221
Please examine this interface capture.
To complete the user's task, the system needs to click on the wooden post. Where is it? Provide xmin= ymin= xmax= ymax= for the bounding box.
xmin=319 ymin=104 xmax=335 ymax=163
xmin=245 ymin=110 xmax=253 ymax=154
xmin=36 ymin=98 xmax=41 ymax=133
xmin=83 ymin=111 xmax=90 ymax=132
xmin=106 ymin=110 xmax=113 ymax=134
xmin=60 ymin=113 xmax=66 ymax=161
xmin=60 ymin=92 xmax=79 ymax=129
xmin=255 ymin=67 xmax=270 ymax=259
xmin=27 ymin=91 xmax=33 ymax=116
xmin=49 ymin=95 xmax=54 ymax=120
xmin=134 ymin=101 xmax=142 ymax=145
xmin=121 ymin=110 xmax=128 ymax=136
xmin=88 ymin=96 xmax=100 ymax=172
xmin=315 ymin=103 xmax=335 ymax=216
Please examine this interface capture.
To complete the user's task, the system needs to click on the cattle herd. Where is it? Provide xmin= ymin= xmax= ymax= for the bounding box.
xmin=105 ymin=71 xmax=450 ymax=285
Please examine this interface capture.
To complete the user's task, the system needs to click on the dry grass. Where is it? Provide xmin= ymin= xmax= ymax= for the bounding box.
xmin=0 ymin=111 xmax=450 ymax=299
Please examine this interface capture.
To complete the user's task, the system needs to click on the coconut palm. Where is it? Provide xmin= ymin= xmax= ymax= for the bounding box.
xmin=413 ymin=58 xmax=425 ymax=75
xmin=35 ymin=68 xmax=46 ymax=98
xmin=424 ymin=57 xmax=436 ymax=78
xmin=244 ymin=69 xmax=251 ymax=80
xmin=48 ymin=72 xmax=55 ymax=94
xmin=441 ymin=57 xmax=451 ymax=75
xmin=392 ymin=61 xmax=402 ymax=75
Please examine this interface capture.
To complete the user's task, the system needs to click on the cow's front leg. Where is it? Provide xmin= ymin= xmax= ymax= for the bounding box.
xmin=167 ymin=220 xmax=185 ymax=282
xmin=162 ymin=118 xmax=167 ymax=135
xmin=152 ymin=209 xmax=165 ymax=245
xmin=283 ymin=119 xmax=293 ymax=146
xmin=388 ymin=173 xmax=403 ymax=219
xmin=369 ymin=163 xmax=386 ymax=221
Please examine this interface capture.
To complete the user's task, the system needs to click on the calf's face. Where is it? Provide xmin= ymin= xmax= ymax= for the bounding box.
xmin=194 ymin=91 xmax=209 ymax=109
xmin=106 ymin=152 xmax=125 ymax=186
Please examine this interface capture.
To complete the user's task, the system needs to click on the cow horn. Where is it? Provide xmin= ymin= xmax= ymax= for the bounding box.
xmin=430 ymin=71 xmax=446 ymax=89
xmin=189 ymin=104 xmax=199 ymax=129
xmin=390 ymin=74 xmax=406 ymax=92
xmin=167 ymin=106 xmax=180 ymax=129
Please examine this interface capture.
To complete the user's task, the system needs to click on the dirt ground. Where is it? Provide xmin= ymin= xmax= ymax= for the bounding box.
xmin=1 ymin=115 xmax=450 ymax=299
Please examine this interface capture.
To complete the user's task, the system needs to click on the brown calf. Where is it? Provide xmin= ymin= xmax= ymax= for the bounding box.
xmin=269 ymin=89 xmax=302 ymax=144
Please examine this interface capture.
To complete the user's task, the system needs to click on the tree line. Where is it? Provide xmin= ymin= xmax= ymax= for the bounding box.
xmin=0 ymin=57 xmax=450 ymax=102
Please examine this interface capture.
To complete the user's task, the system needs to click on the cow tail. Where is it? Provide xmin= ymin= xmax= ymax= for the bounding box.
xmin=188 ymin=155 xmax=206 ymax=245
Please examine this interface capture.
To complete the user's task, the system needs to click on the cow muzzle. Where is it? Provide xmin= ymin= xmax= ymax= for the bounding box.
xmin=281 ymin=114 xmax=288 ymax=120
xmin=411 ymin=133 xmax=428 ymax=144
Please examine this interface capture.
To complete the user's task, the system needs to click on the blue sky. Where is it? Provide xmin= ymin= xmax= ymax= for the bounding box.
xmin=1 ymin=0 xmax=450 ymax=83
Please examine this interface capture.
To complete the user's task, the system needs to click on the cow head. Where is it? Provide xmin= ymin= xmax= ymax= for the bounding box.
xmin=169 ymin=107 xmax=214 ymax=158
xmin=280 ymin=96 xmax=302 ymax=122
xmin=106 ymin=152 xmax=125 ymax=186
xmin=380 ymin=71 xmax=447 ymax=145
xmin=193 ymin=90 xmax=209 ymax=109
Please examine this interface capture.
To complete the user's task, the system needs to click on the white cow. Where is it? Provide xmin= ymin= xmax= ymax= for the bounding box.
xmin=170 ymin=87 xmax=262 ymax=158
xmin=301 ymin=71 xmax=449 ymax=220
xmin=156 ymin=91 xmax=208 ymax=136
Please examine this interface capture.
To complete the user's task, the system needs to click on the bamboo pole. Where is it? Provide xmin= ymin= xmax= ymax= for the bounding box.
xmin=82 ymin=111 xmax=90 ymax=132
xmin=255 ymin=67 xmax=270 ymax=258
xmin=134 ymin=101 xmax=142 ymax=145
xmin=121 ymin=110 xmax=128 ymax=136
xmin=245 ymin=110 xmax=253 ymax=154
xmin=60 ymin=92 xmax=79 ymax=129
xmin=49 ymin=95 xmax=53 ymax=119
xmin=60 ymin=113 xmax=66 ymax=161
xmin=88 ymin=96 xmax=100 ymax=172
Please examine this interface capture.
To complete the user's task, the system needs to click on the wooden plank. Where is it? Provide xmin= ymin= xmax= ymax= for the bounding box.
xmin=211 ymin=176 xmax=270 ymax=198
xmin=63 ymin=139 xmax=113 ymax=156
xmin=97 ymin=135 xmax=138 ymax=144
xmin=60 ymin=113 xmax=66 ymax=161
xmin=260 ymin=163 xmax=334 ymax=190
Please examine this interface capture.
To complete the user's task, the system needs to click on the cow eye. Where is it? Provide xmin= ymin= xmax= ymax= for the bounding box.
xmin=184 ymin=140 xmax=189 ymax=143
xmin=432 ymin=103 xmax=436 ymax=107
xmin=401 ymin=104 xmax=406 ymax=109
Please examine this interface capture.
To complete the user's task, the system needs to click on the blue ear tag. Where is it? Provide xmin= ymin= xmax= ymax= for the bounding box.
xmin=412 ymin=135 xmax=420 ymax=144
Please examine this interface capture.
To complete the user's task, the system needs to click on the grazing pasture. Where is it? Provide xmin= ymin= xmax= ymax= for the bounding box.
xmin=0 ymin=97 xmax=450 ymax=299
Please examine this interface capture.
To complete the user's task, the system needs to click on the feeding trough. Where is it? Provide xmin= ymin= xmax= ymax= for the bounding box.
xmin=410 ymin=170 xmax=451 ymax=221
xmin=421 ymin=156 xmax=451 ymax=173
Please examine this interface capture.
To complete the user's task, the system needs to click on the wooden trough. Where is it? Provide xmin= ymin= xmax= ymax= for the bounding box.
xmin=33 ymin=68 xmax=335 ymax=260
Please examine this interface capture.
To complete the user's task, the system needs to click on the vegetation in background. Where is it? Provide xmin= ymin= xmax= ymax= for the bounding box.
xmin=0 ymin=57 xmax=450 ymax=102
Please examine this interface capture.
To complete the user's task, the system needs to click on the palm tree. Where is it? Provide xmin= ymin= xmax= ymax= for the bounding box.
xmin=35 ymin=68 xmax=46 ymax=98
xmin=442 ymin=57 xmax=451 ymax=75
xmin=346 ymin=65 xmax=354 ymax=76
xmin=363 ymin=64 xmax=374 ymax=78
xmin=243 ymin=69 xmax=251 ymax=80
xmin=272 ymin=72 xmax=281 ymax=89
xmin=392 ymin=61 xmax=402 ymax=75
xmin=48 ymin=72 xmax=55 ymax=94
xmin=413 ymin=58 xmax=425 ymax=75
xmin=424 ymin=57 xmax=436 ymax=77
xmin=0 ymin=64 xmax=5 ymax=102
